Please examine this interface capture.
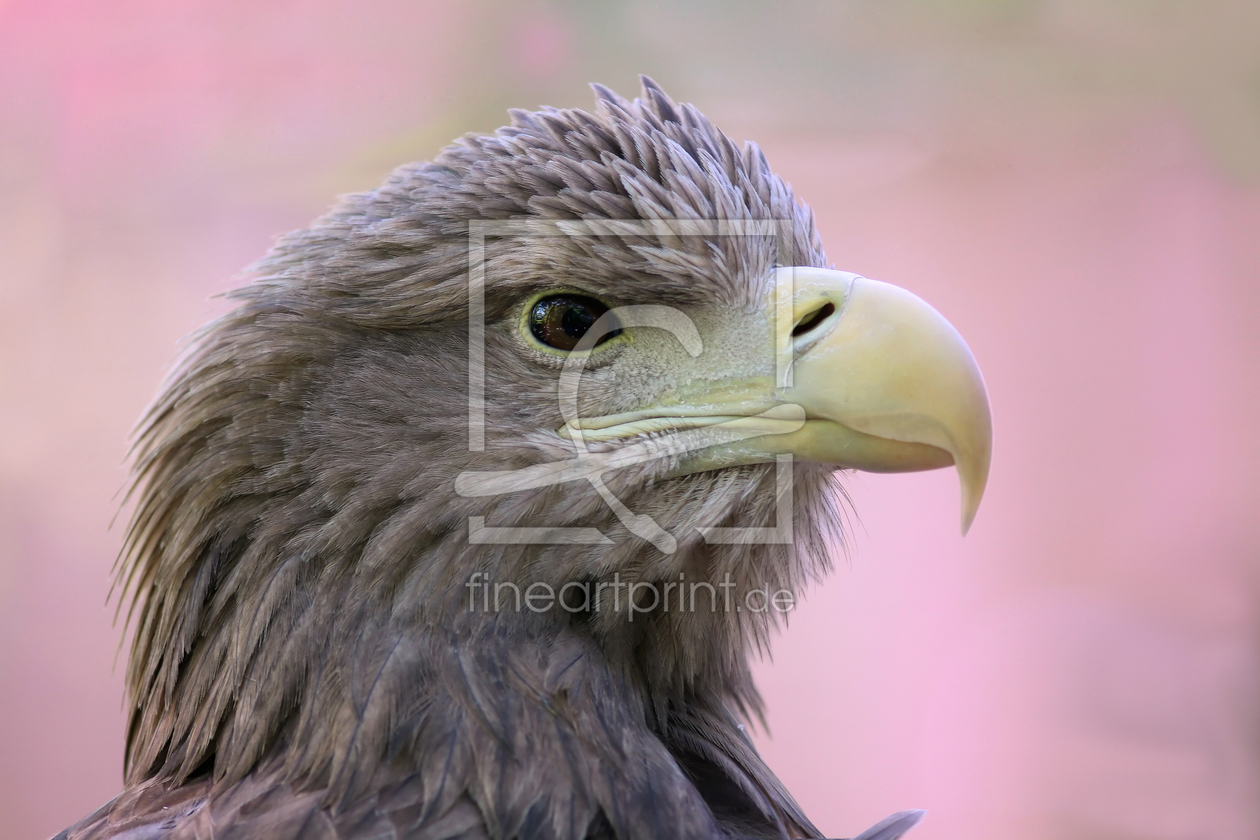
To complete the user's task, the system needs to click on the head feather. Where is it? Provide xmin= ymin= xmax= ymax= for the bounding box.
xmin=115 ymin=80 xmax=839 ymax=832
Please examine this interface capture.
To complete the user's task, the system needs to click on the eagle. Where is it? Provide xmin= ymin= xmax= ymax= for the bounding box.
xmin=59 ymin=78 xmax=990 ymax=840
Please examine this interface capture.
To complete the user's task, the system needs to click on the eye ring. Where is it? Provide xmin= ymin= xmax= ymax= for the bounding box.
xmin=526 ymin=293 xmax=622 ymax=353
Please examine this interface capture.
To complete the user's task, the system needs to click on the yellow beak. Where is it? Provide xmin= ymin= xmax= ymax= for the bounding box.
xmin=768 ymin=267 xmax=992 ymax=533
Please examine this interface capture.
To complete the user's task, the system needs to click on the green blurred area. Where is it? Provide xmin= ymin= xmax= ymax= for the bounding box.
xmin=373 ymin=0 xmax=1260 ymax=181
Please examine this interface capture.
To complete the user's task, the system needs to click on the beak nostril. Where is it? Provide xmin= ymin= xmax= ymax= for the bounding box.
xmin=792 ymin=302 xmax=836 ymax=337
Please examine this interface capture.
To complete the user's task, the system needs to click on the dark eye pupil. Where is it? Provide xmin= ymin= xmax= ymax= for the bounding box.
xmin=529 ymin=295 xmax=620 ymax=351
xmin=560 ymin=304 xmax=596 ymax=339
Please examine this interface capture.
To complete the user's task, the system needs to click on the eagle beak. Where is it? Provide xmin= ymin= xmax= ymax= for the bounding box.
xmin=769 ymin=267 xmax=992 ymax=534
xmin=550 ymin=267 xmax=992 ymax=534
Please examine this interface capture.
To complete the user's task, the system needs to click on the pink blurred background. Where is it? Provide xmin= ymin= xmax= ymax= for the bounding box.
xmin=2 ymin=2 xmax=1257 ymax=838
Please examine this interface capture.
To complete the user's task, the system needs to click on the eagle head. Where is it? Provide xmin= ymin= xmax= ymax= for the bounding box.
xmin=94 ymin=78 xmax=990 ymax=840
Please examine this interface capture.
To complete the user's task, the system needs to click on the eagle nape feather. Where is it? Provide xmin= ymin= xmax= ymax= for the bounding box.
xmin=58 ymin=77 xmax=990 ymax=840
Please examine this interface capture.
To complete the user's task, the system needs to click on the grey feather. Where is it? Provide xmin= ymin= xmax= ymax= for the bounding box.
xmin=57 ymin=77 xmax=886 ymax=840
xmin=848 ymin=810 xmax=926 ymax=840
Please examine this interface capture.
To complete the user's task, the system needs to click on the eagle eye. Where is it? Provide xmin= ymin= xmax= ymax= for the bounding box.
xmin=528 ymin=294 xmax=621 ymax=352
